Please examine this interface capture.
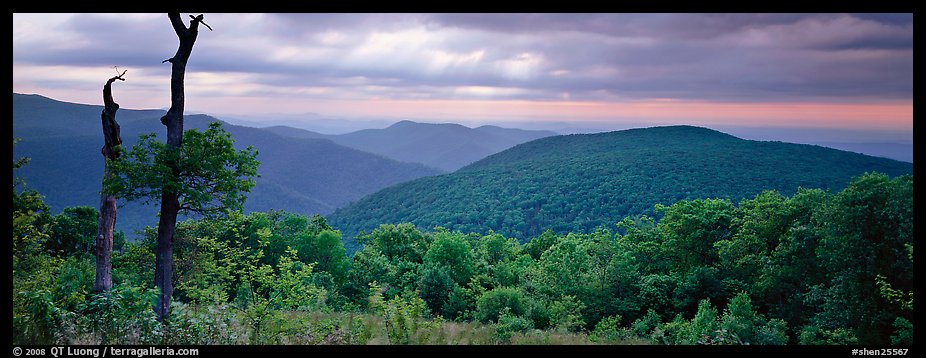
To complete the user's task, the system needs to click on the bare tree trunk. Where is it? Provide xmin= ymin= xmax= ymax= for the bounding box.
xmin=154 ymin=13 xmax=207 ymax=322
xmin=95 ymin=70 xmax=126 ymax=294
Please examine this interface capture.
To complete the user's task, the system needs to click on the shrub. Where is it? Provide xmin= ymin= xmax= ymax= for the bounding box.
xmin=495 ymin=308 xmax=533 ymax=343
xmin=13 ymin=289 xmax=74 ymax=344
xmin=475 ymin=287 xmax=525 ymax=323
xmin=799 ymin=325 xmax=859 ymax=345
xmin=76 ymin=284 xmax=161 ymax=345
xmin=589 ymin=315 xmax=624 ymax=343
xmin=549 ymin=295 xmax=586 ymax=333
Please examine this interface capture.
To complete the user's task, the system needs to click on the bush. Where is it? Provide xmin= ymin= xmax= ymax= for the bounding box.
xmin=630 ymin=309 xmax=662 ymax=338
xmin=549 ymin=295 xmax=586 ymax=333
xmin=13 ymin=289 xmax=75 ymax=344
xmin=442 ymin=285 xmax=472 ymax=321
xmin=524 ymin=297 xmax=552 ymax=330
xmin=382 ymin=295 xmax=440 ymax=344
xmin=891 ymin=317 xmax=913 ymax=345
xmin=755 ymin=319 xmax=789 ymax=345
xmin=798 ymin=325 xmax=859 ymax=345
xmin=495 ymin=308 xmax=533 ymax=343
xmin=589 ymin=315 xmax=624 ymax=343
xmin=76 ymin=284 xmax=161 ymax=345
xmin=652 ymin=314 xmax=689 ymax=345
xmin=417 ymin=265 xmax=455 ymax=315
xmin=687 ymin=299 xmax=720 ymax=344
xmin=475 ymin=287 xmax=525 ymax=323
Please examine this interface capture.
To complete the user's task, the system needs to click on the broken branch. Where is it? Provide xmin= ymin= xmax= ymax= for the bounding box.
xmin=190 ymin=14 xmax=213 ymax=31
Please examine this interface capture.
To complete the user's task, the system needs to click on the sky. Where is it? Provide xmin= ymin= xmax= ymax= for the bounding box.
xmin=12 ymin=13 xmax=913 ymax=142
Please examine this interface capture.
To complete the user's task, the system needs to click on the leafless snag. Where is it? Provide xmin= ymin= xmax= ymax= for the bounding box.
xmin=94 ymin=68 xmax=127 ymax=293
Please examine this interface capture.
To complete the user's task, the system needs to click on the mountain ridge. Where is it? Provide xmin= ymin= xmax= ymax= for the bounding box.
xmin=264 ymin=119 xmax=558 ymax=172
xmin=12 ymin=93 xmax=440 ymax=236
xmin=328 ymin=125 xmax=913 ymax=251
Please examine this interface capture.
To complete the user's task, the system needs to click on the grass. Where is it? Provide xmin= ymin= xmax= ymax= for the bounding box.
xmin=54 ymin=307 xmax=651 ymax=345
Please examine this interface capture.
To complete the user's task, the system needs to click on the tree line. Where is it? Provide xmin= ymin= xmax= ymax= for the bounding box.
xmin=13 ymin=156 xmax=913 ymax=344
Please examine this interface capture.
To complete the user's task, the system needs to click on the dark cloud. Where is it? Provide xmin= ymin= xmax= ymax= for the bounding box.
xmin=426 ymin=13 xmax=808 ymax=40
xmin=13 ymin=13 xmax=914 ymax=104
xmin=15 ymin=14 xmax=177 ymax=68
xmin=852 ymin=13 xmax=913 ymax=26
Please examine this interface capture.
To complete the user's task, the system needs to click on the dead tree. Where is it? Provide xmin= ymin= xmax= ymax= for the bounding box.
xmin=154 ymin=13 xmax=210 ymax=321
xmin=94 ymin=69 xmax=127 ymax=294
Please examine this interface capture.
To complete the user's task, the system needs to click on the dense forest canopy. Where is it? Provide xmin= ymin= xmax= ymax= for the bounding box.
xmin=14 ymin=142 xmax=914 ymax=345
xmin=329 ymin=125 xmax=913 ymax=251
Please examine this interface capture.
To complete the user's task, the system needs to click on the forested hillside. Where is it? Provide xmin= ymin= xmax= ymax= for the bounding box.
xmin=329 ymin=126 xmax=913 ymax=248
xmin=12 ymin=93 xmax=440 ymax=235
xmin=14 ymin=164 xmax=914 ymax=345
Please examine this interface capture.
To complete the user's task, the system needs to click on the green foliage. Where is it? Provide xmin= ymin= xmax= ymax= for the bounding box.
xmin=13 ymin=289 xmax=75 ymax=344
xmin=442 ymin=285 xmax=472 ymax=321
xmin=366 ymin=281 xmax=386 ymax=316
xmin=811 ymin=173 xmax=913 ymax=343
xmin=308 ymin=229 xmax=350 ymax=285
xmin=657 ymin=198 xmax=735 ymax=270
xmin=589 ymin=315 xmax=623 ymax=343
xmin=12 ymin=155 xmax=56 ymax=289
xmin=359 ymin=223 xmax=430 ymax=263
xmin=11 ymin=145 xmax=915 ymax=346
xmin=424 ymin=231 xmax=475 ymax=285
xmin=756 ymin=319 xmax=789 ymax=345
xmin=522 ymin=229 xmax=558 ymax=260
xmin=523 ymin=297 xmax=552 ymax=330
xmin=876 ymin=275 xmax=913 ymax=312
xmin=113 ymin=239 xmax=156 ymax=289
xmin=890 ymin=317 xmax=913 ymax=345
xmin=274 ymin=248 xmax=327 ymax=311
xmin=162 ymin=303 xmax=238 ymax=344
xmin=381 ymin=295 xmax=439 ymax=344
xmin=494 ymin=308 xmax=534 ymax=343
xmin=331 ymin=125 xmax=912 ymax=244
xmin=47 ymin=206 xmax=98 ymax=257
xmin=687 ymin=299 xmax=720 ymax=344
xmin=175 ymin=235 xmax=244 ymax=306
xmin=475 ymin=287 xmax=525 ymax=323
xmin=344 ymin=248 xmax=390 ymax=310
xmin=717 ymin=291 xmax=788 ymax=345
xmin=637 ymin=274 xmax=681 ymax=320
xmin=720 ymin=292 xmax=757 ymax=343
xmin=715 ymin=191 xmax=790 ymax=286
xmin=798 ymin=325 xmax=859 ymax=345
xmin=54 ymin=257 xmax=94 ymax=310
xmin=535 ymin=234 xmax=590 ymax=297
xmin=417 ymin=264 xmax=455 ymax=315
xmin=76 ymin=284 xmax=161 ymax=344
xmin=631 ymin=309 xmax=661 ymax=338
xmin=548 ymin=295 xmax=586 ymax=333
xmin=107 ymin=121 xmax=260 ymax=216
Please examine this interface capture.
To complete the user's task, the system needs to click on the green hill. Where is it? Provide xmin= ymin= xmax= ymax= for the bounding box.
xmin=328 ymin=125 xmax=913 ymax=249
xmin=12 ymin=93 xmax=440 ymax=236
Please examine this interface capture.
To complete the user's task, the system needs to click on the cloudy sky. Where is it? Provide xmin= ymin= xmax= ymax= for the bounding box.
xmin=13 ymin=13 xmax=913 ymax=139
